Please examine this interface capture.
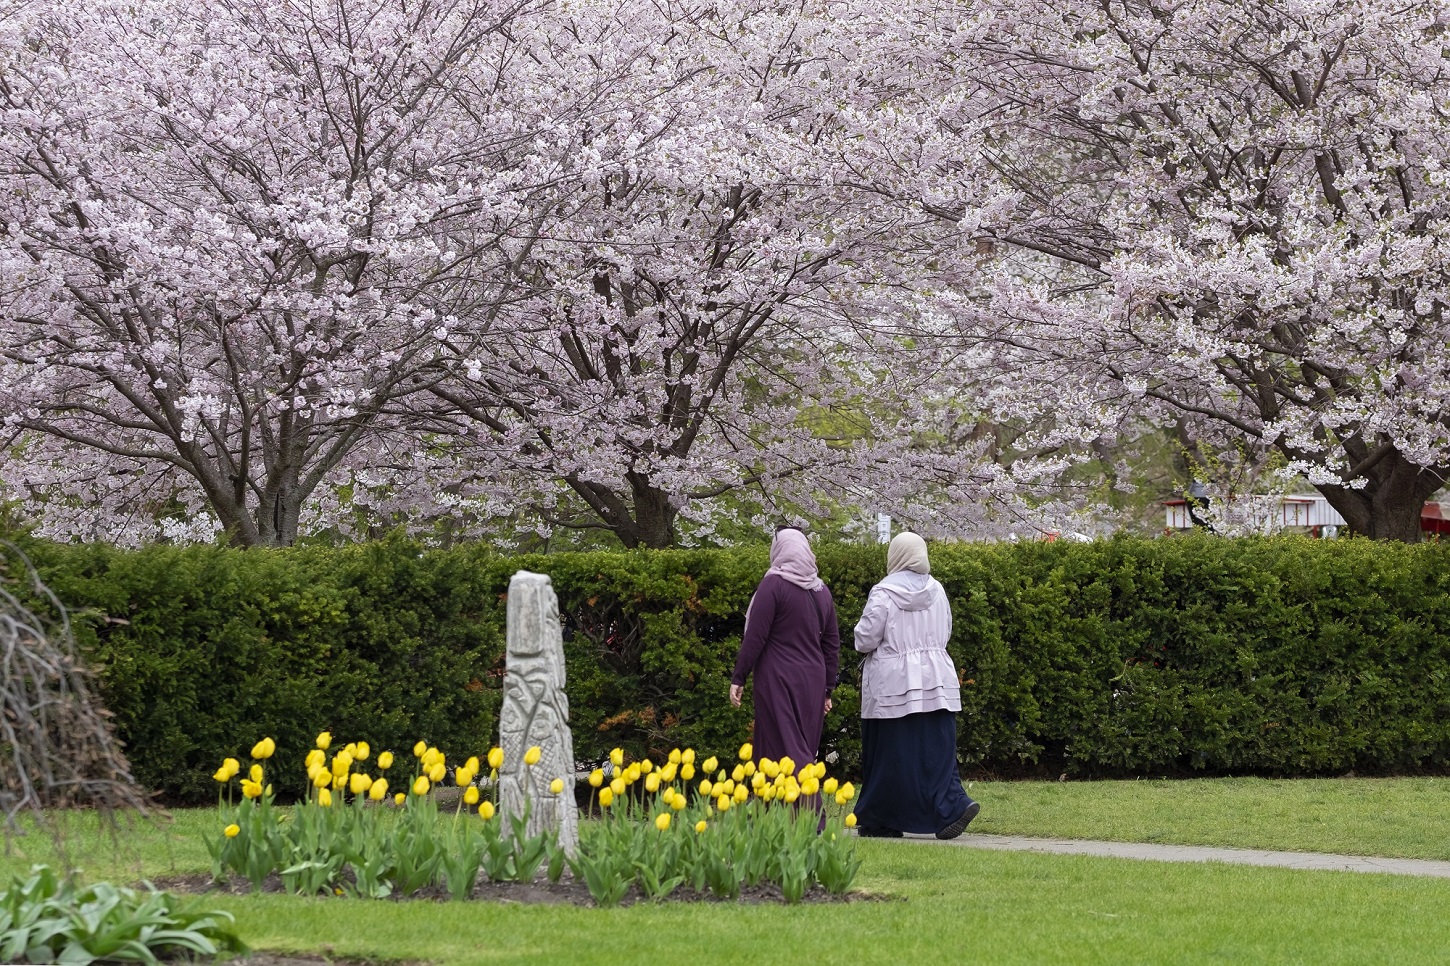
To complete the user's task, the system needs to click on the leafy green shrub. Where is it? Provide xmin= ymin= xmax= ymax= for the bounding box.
xmin=0 ymin=865 xmax=244 ymax=965
xmin=12 ymin=530 xmax=1450 ymax=793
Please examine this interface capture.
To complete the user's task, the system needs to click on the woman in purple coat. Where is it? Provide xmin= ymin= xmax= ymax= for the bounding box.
xmin=729 ymin=529 xmax=840 ymax=766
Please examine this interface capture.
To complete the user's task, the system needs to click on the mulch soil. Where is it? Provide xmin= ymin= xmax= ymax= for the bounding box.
xmin=151 ymin=871 xmax=895 ymax=907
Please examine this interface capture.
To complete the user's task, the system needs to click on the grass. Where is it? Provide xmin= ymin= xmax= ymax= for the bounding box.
xmin=6 ymin=780 xmax=1450 ymax=964
xmin=967 ymin=775 xmax=1450 ymax=859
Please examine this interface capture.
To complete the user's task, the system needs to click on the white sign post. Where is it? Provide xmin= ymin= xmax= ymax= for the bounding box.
xmin=876 ymin=513 xmax=891 ymax=544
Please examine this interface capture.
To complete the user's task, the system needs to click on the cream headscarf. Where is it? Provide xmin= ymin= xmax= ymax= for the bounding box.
xmin=886 ymin=532 xmax=930 ymax=575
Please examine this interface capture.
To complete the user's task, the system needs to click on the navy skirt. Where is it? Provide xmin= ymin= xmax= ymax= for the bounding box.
xmin=855 ymin=709 xmax=973 ymax=835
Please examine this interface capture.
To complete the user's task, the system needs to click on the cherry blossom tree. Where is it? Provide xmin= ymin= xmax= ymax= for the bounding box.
xmin=895 ymin=0 xmax=1450 ymax=541
xmin=405 ymin=0 xmax=1006 ymax=548
xmin=0 ymin=0 xmax=572 ymax=546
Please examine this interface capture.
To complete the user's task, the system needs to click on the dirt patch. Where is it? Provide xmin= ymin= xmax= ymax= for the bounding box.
xmin=232 ymin=953 xmax=431 ymax=966
xmin=152 ymin=872 xmax=895 ymax=907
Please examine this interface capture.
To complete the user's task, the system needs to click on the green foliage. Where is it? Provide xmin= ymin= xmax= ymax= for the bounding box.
xmin=0 ymin=864 xmax=244 ymax=965
xmin=12 ymin=530 xmax=1450 ymax=794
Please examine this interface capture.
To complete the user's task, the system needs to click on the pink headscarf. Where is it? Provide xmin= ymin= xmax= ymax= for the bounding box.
xmin=765 ymin=528 xmax=823 ymax=591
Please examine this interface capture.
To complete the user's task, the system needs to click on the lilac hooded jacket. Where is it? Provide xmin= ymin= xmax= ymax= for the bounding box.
xmin=852 ymin=571 xmax=961 ymax=719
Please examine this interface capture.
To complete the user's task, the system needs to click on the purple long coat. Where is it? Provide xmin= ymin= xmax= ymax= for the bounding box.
xmin=731 ymin=574 xmax=840 ymax=765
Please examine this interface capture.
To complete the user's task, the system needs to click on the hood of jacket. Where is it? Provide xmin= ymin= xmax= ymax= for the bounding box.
xmin=875 ymin=571 xmax=941 ymax=612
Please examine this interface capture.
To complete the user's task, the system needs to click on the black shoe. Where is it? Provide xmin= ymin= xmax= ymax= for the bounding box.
xmin=857 ymin=825 xmax=903 ymax=838
xmin=936 ymin=801 xmax=980 ymax=840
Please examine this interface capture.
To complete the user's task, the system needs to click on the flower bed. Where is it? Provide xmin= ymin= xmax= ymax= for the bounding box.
xmin=207 ymin=735 xmax=860 ymax=905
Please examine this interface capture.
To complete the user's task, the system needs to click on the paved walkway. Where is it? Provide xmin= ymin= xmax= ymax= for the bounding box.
xmin=899 ymin=833 xmax=1450 ymax=878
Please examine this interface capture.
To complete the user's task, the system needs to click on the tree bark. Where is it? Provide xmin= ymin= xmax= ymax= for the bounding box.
xmin=1315 ymin=450 xmax=1441 ymax=543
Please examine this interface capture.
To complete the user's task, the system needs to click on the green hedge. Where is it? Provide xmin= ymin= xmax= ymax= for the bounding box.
xmin=10 ymin=534 xmax=1450 ymax=802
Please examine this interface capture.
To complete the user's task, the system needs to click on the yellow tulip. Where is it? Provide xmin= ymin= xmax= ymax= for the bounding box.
xmin=428 ymin=762 xmax=446 ymax=783
xmin=422 ymin=747 xmax=442 ymax=768
xmin=251 ymin=737 xmax=275 ymax=759
xmin=455 ymin=767 xmax=474 ymax=787
xmin=609 ymin=747 xmax=624 ymax=767
xmin=223 ymin=823 xmax=240 ymax=838
xmin=479 ymin=800 xmax=496 ymax=820
xmin=349 ymin=772 xmax=372 ymax=795
xmin=312 ymin=768 xmax=331 ymax=789
xmin=845 ymin=813 xmax=858 ymax=829
xmin=702 ymin=756 xmax=718 ymax=773
xmin=212 ymin=767 xmax=231 ymax=783
xmin=721 ymin=779 xmax=735 ymax=795
xmin=413 ymin=775 xmax=431 ymax=795
xmin=377 ymin=751 xmax=394 ymax=770
xmin=240 ymin=779 xmax=262 ymax=799
xmin=717 ymin=769 xmax=727 ymax=782
xmin=738 ymin=742 xmax=752 ymax=761
xmin=668 ymin=749 xmax=682 ymax=764
xmin=465 ymin=755 xmax=480 ymax=774
xmin=464 ymin=786 xmax=480 ymax=805
xmin=624 ymin=763 xmax=641 ymax=784
xmin=394 ymin=792 xmax=406 ymax=805
xmin=640 ymin=759 xmax=653 ymax=774
xmin=681 ymin=748 xmax=696 ymax=764
xmin=660 ymin=763 xmax=677 ymax=783
xmin=550 ymin=778 xmax=565 ymax=794
xmin=731 ymin=764 xmax=744 ymax=782
xmin=695 ymin=819 xmax=708 ymax=833
xmin=318 ymin=788 xmax=333 ymax=807
xmin=355 ymin=742 xmax=370 ymax=761
xmin=699 ymin=779 xmax=713 ymax=796
xmin=761 ymin=758 xmax=779 ymax=779
xmin=716 ymin=794 xmax=731 ymax=812
xmin=761 ymin=785 xmax=775 ymax=802
xmin=413 ymin=740 xmax=427 ymax=757
xmin=488 ymin=747 xmax=504 ymax=769
xmin=370 ymin=779 xmax=389 ymax=801
xmin=751 ymin=773 xmax=766 ymax=790
xmin=598 ymin=788 xmax=614 ymax=808
xmin=610 ymin=777 xmax=625 ymax=796
xmin=834 ymin=789 xmax=850 ymax=806
xmin=779 ymin=756 xmax=795 ymax=777
xmin=223 ymin=757 xmax=240 ymax=776
xmin=784 ymin=787 xmax=800 ymax=804
xmin=742 ymin=761 xmax=755 ymax=778
xmin=841 ymin=782 xmax=856 ymax=801
xmin=588 ymin=769 xmax=604 ymax=788
xmin=524 ymin=746 xmax=542 ymax=766
xmin=801 ymin=777 xmax=819 ymax=797
xmin=680 ymin=763 xmax=695 ymax=780
xmin=305 ymin=749 xmax=325 ymax=769
xmin=344 ymin=742 xmax=357 ymax=758
xmin=662 ymin=787 xmax=676 ymax=805
xmin=331 ymin=754 xmax=351 ymax=778
xmin=644 ymin=773 xmax=660 ymax=794
xmin=733 ymin=784 xmax=748 ymax=804
xmin=332 ymin=775 xmax=346 ymax=791
xmin=315 ymin=731 xmax=332 ymax=750
xmin=823 ymin=777 xmax=839 ymax=795
xmin=654 ymin=812 xmax=671 ymax=831
xmin=670 ymin=794 xmax=686 ymax=812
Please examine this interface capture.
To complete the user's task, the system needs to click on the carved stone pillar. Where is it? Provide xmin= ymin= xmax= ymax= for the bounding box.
xmin=499 ymin=570 xmax=578 ymax=856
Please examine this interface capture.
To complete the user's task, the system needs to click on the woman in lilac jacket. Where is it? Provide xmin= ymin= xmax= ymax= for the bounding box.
xmin=730 ymin=528 xmax=840 ymax=767
xmin=852 ymin=532 xmax=978 ymax=839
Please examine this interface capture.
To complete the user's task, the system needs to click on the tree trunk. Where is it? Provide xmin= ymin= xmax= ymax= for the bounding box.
xmin=1315 ymin=450 xmax=1441 ymax=543
xmin=624 ymin=474 xmax=677 ymax=549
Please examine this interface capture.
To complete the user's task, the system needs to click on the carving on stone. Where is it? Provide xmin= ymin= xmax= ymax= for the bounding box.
xmin=499 ymin=570 xmax=578 ymax=855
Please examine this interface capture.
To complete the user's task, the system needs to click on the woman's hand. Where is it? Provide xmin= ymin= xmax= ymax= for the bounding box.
xmin=729 ymin=683 xmax=744 ymax=707
xmin=824 ymin=697 xmax=833 ymax=714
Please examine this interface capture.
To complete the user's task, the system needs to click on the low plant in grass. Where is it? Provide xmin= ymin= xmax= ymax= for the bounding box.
xmin=0 ymin=864 xmax=245 ymax=965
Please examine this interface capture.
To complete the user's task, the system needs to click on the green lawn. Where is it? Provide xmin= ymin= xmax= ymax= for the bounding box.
xmin=967 ymin=775 xmax=1450 ymax=859
xmin=7 ymin=779 xmax=1450 ymax=964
